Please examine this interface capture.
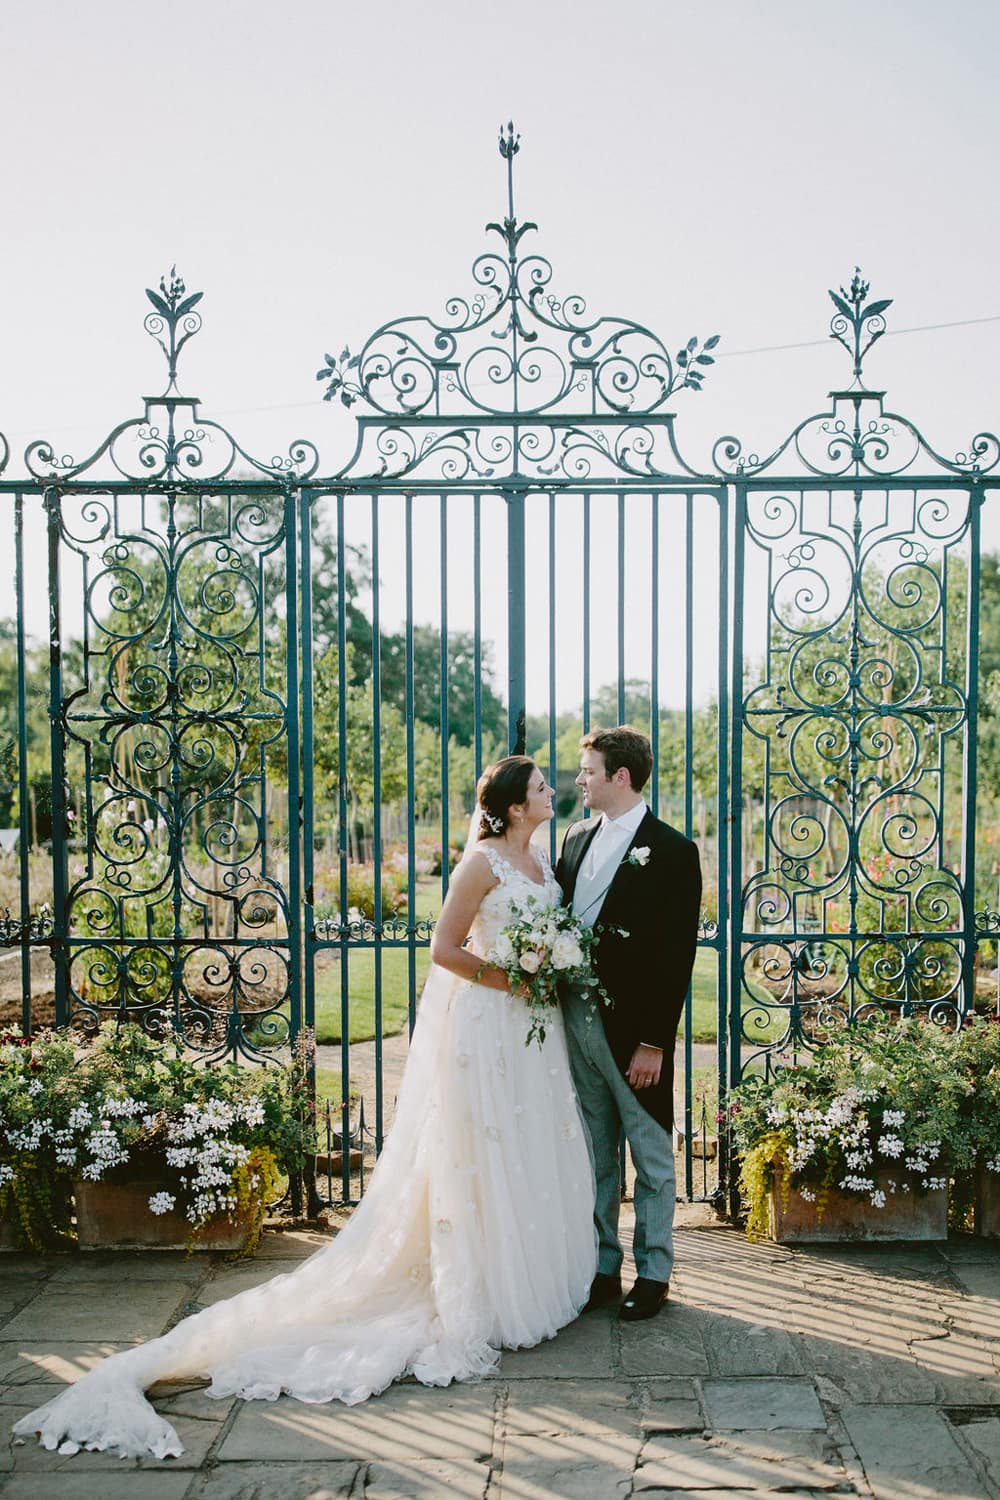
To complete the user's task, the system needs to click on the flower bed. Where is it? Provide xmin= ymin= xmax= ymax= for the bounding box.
xmin=0 ymin=1025 xmax=314 ymax=1254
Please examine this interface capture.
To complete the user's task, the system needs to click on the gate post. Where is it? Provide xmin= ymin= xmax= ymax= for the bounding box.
xmin=507 ymin=488 xmax=527 ymax=754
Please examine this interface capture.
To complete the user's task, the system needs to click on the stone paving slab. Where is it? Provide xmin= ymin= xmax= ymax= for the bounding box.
xmin=950 ymin=1264 xmax=1000 ymax=1299
xmin=1 ymin=1284 xmax=191 ymax=1342
xmin=45 ymin=1253 xmax=208 ymax=1285
xmin=702 ymin=1377 xmax=827 ymax=1430
xmin=496 ymin=1311 xmax=614 ymax=1379
xmin=843 ymin=1402 xmax=994 ymax=1499
xmin=496 ymin=1434 xmax=633 ymax=1498
xmin=503 ymin=1377 xmax=639 ymax=1436
xmin=700 ymin=1312 xmax=808 ymax=1376
xmin=0 ymin=1340 xmax=131 ymax=1386
xmin=618 ymin=1301 xmax=711 ymax=1376
xmin=635 ymin=1428 xmax=850 ymax=1491
xmin=0 ymin=1477 xmax=193 ymax=1500
xmin=956 ymin=1416 xmax=1000 ymax=1475
xmin=641 ymin=1378 xmax=704 ymax=1433
xmin=362 ymin=1459 xmax=492 ymax=1498
xmin=190 ymin=1461 xmax=361 ymax=1498
xmin=218 ymin=1383 xmax=498 ymax=1463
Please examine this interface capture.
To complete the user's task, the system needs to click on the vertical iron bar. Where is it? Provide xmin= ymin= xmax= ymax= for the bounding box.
xmin=962 ymin=486 xmax=982 ymax=1016
xmin=282 ymin=486 xmax=304 ymax=1214
xmin=650 ymin=493 xmax=660 ymax=815
xmin=439 ymin=494 xmax=450 ymax=894
xmin=582 ymin=493 xmax=591 ymax=744
xmin=336 ymin=492 xmax=351 ymax=1203
xmin=473 ymin=493 xmax=483 ymax=779
xmin=300 ymin=491 xmax=317 ymax=1041
xmin=370 ymin=494 xmax=385 ymax=1154
xmin=715 ymin=486 xmax=731 ymax=1205
xmin=727 ymin=482 xmax=747 ymax=1215
xmin=683 ymin=491 xmax=694 ymax=1200
xmin=45 ymin=488 xmax=68 ymax=1027
xmin=617 ymin=492 xmax=625 ymax=723
xmin=507 ymin=490 xmax=526 ymax=753
xmin=548 ymin=491 xmax=557 ymax=863
xmin=283 ymin=488 xmax=302 ymax=1045
xmin=405 ymin=496 xmax=417 ymax=1033
xmin=325 ymin=1099 xmax=333 ymax=1205
xmin=14 ymin=494 xmax=31 ymax=1032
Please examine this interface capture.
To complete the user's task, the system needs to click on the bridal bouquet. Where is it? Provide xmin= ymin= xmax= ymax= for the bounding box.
xmin=484 ymin=898 xmax=607 ymax=1047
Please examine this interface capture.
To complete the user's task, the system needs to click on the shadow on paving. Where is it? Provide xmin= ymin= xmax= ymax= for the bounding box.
xmin=0 ymin=1223 xmax=997 ymax=1498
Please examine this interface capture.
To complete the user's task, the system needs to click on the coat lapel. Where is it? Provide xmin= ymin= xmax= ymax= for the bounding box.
xmin=593 ymin=808 xmax=657 ymax=921
xmin=561 ymin=818 xmax=601 ymax=902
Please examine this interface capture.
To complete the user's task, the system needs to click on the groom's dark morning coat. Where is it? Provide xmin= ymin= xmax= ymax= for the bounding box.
xmin=556 ymin=810 xmax=702 ymax=1131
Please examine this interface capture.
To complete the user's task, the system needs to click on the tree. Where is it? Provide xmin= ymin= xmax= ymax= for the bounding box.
xmin=379 ymin=626 xmax=507 ymax=749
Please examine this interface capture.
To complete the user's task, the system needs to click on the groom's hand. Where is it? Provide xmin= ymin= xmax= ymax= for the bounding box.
xmin=626 ymin=1043 xmax=663 ymax=1089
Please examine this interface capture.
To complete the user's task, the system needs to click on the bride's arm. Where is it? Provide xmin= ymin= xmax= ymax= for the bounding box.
xmin=429 ymin=852 xmax=509 ymax=990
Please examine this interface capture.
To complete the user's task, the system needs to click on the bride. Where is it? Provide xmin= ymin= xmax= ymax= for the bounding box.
xmin=15 ymin=756 xmax=597 ymax=1459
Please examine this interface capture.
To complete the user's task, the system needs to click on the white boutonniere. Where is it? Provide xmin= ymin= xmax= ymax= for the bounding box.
xmin=627 ymin=846 xmax=651 ymax=867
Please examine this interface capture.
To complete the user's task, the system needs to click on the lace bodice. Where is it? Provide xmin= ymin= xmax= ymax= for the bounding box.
xmin=467 ymin=841 xmax=561 ymax=954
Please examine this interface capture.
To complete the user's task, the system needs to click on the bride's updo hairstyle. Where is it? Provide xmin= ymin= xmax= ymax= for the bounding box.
xmin=476 ymin=756 xmax=536 ymax=839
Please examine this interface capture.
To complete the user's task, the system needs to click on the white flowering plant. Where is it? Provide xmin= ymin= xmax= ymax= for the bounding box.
xmin=483 ymin=897 xmax=614 ymax=1047
xmin=0 ymin=1024 xmax=316 ymax=1254
xmin=955 ymin=1016 xmax=1000 ymax=1177
xmin=723 ymin=1017 xmax=975 ymax=1240
xmin=0 ymin=1029 xmax=83 ymax=1249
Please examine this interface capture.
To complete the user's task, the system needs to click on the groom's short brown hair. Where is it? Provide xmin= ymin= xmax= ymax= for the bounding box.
xmin=580 ymin=725 xmax=653 ymax=792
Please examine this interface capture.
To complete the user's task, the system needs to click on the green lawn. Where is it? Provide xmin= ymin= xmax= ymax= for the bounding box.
xmin=314 ymin=947 xmax=431 ymax=1046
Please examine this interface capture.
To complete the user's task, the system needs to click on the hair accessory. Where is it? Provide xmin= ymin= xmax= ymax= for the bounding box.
xmin=483 ymin=810 xmax=504 ymax=834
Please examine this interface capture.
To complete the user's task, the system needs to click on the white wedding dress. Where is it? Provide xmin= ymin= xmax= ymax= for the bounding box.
xmin=15 ymin=841 xmax=597 ymax=1459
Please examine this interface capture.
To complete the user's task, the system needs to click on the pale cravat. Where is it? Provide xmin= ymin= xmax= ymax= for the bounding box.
xmin=572 ymin=804 xmax=646 ymax=928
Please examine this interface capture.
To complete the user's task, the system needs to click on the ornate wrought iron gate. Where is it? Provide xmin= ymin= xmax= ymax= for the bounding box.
xmin=2 ymin=134 xmax=998 ymax=1210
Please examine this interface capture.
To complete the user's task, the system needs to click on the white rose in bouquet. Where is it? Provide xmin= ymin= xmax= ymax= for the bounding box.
xmin=551 ymin=933 xmax=584 ymax=970
xmin=519 ymin=950 xmax=543 ymax=973
xmin=492 ymin=932 xmax=514 ymax=964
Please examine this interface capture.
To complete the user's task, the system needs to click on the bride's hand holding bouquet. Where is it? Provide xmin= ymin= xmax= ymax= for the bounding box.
xmin=482 ymin=897 xmax=609 ymax=1047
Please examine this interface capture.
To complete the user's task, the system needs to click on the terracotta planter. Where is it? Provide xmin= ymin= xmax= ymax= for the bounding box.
xmin=974 ymin=1161 xmax=1000 ymax=1239
xmin=769 ymin=1166 xmax=948 ymax=1244
xmin=73 ymin=1178 xmax=253 ymax=1252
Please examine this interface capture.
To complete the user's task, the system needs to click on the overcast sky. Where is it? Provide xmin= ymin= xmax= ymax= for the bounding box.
xmin=2 ymin=0 xmax=998 ymax=704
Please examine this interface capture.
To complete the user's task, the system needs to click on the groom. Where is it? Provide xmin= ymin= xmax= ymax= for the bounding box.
xmin=556 ymin=726 xmax=702 ymax=1322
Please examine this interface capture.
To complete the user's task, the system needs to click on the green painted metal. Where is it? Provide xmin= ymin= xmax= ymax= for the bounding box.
xmin=721 ymin=272 xmax=1000 ymax=1075
xmin=1 ymin=131 xmax=997 ymax=1216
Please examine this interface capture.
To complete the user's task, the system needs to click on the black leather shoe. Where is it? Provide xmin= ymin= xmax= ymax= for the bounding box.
xmin=582 ymin=1271 xmax=622 ymax=1313
xmin=618 ymin=1277 xmax=669 ymax=1322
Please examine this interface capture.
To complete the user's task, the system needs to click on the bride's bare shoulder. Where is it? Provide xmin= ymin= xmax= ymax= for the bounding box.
xmin=451 ymin=843 xmax=503 ymax=891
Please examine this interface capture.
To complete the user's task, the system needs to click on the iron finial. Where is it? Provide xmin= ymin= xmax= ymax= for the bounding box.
xmin=828 ymin=267 xmax=892 ymax=389
xmin=498 ymin=121 xmax=520 ymax=225
xmin=144 ymin=266 xmax=204 ymax=396
xmin=498 ymin=120 xmax=519 ymax=160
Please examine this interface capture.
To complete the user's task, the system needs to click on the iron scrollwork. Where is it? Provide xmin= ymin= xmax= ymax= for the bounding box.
xmin=319 ymin=123 xmax=719 ymax=484
xmin=54 ymin=482 xmax=297 ymax=1058
xmin=24 ymin=268 xmax=319 ymax=486
xmin=715 ymin=272 xmax=1000 ymax=482
xmin=738 ymin=483 xmax=973 ymax=1053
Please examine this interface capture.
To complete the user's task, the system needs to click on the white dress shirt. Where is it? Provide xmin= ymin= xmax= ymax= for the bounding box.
xmin=571 ymin=800 xmax=648 ymax=929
